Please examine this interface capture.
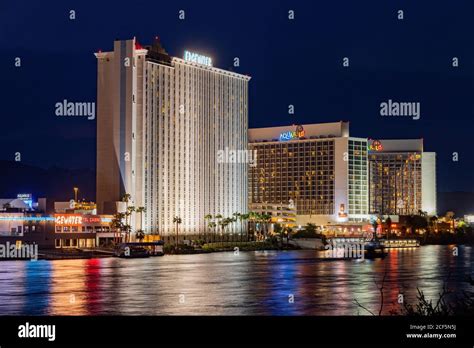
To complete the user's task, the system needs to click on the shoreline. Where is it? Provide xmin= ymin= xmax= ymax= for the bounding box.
xmin=1 ymin=240 xmax=472 ymax=261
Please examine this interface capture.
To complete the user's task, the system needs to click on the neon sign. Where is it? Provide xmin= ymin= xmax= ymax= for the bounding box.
xmin=83 ymin=216 xmax=101 ymax=224
xmin=338 ymin=203 xmax=348 ymax=218
xmin=55 ymin=214 xmax=82 ymax=226
xmin=279 ymin=125 xmax=305 ymax=141
xmin=184 ymin=50 xmax=212 ymax=67
xmin=17 ymin=193 xmax=33 ymax=209
xmin=368 ymin=140 xmax=383 ymax=151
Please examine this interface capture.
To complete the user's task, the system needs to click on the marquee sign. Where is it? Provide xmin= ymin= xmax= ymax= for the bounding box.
xmin=184 ymin=50 xmax=212 ymax=67
xmin=54 ymin=214 xmax=110 ymax=226
xmin=55 ymin=214 xmax=82 ymax=226
xmin=368 ymin=139 xmax=383 ymax=151
xmin=279 ymin=125 xmax=305 ymax=141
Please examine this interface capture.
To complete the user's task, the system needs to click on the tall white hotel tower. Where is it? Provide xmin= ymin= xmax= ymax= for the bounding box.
xmin=95 ymin=37 xmax=250 ymax=237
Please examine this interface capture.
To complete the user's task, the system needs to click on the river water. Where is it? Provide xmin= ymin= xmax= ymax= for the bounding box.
xmin=0 ymin=245 xmax=472 ymax=315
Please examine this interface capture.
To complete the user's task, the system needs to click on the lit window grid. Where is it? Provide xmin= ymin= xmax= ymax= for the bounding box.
xmin=348 ymin=140 xmax=368 ymax=216
xmin=368 ymin=152 xmax=422 ymax=215
xmin=249 ymin=140 xmax=335 ymax=215
xmin=143 ymin=60 xmax=249 ymax=235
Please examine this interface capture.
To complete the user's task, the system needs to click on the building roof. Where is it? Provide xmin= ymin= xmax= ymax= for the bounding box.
xmin=368 ymin=139 xmax=423 ymax=153
xmin=248 ymin=121 xmax=350 ymax=142
xmin=0 ymin=198 xmax=30 ymax=210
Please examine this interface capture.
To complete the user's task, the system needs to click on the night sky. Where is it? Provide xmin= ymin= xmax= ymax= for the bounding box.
xmin=1 ymin=0 xmax=473 ymax=192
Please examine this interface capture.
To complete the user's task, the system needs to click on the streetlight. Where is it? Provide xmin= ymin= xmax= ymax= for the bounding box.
xmin=73 ymin=187 xmax=79 ymax=203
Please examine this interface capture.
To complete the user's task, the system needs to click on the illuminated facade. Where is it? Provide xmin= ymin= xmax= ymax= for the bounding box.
xmin=53 ymin=214 xmax=116 ymax=248
xmin=367 ymin=139 xmax=436 ymax=216
xmin=248 ymin=122 xmax=369 ymax=225
xmin=95 ymin=37 xmax=250 ymax=236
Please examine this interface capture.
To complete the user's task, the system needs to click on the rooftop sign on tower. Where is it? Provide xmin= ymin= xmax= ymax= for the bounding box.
xmin=184 ymin=50 xmax=212 ymax=67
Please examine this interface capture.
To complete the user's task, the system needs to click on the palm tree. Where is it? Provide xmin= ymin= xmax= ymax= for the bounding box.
xmin=122 ymin=193 xmax=132 ymax=203
xmin=283 ymin=226 xmax=293 ymax=244
xmin=239 ymin=213 xmax=249 ymax=241
xmin=125 ymin=206 xmax=136 ymax=242
xmin=112 ymin=193 xmax=134 ymax=243
xmin=230 ymin=217 xmax=237 ymax=241
xmin=247 ymin=211 xmax=257 ymax=240
xmin=111 ymin=212 xmax=126 ymax=244
xmin=418 ymin=210 xmax=427 ymax=217
xmin=136 ymin=230 xmax=145 ymax=242
xmin=214 ymin=214 xmax=223 ymax=242
xmin=208 ymin=221 xmax=217 ymax=243
xmin=218 ymin=218 xmax=228 ymax=243
xmin=254 ymin=212 xmax=263 ymax=240
xmin=261 ymin=213 xmax=272 ymax=239
xmin=231 ymin=213 xmax=240 ymax=241
xmin=204 ymin=214 xmax=213 ymax=242
xmin=132 ymin=206 xmax=146 ymax=242
xmin=173 ymin=216 xmax=182 ymax=247
xmin=136 ymin=206 xmax=146 ymax=230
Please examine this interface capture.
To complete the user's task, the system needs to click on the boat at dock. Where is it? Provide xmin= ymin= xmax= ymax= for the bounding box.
xmin=379 ymin=239 xmax=420 ymax=248
xmin=364 ymin=240 xmax=387 ymax=259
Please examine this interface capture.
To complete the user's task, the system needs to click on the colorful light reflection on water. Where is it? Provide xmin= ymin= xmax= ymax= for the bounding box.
xmin=0 ymin=245 xmax=472 ymax=315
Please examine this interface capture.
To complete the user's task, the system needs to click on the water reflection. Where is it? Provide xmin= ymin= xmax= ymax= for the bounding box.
xmin=23 ymin=261 xmax=52 ymax=315
xmin=0 ymin=245 xmax=472 ymax=315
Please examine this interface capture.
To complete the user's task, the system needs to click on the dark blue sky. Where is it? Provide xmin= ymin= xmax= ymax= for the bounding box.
xmin=1 ymin=0 xmax=473 ymax=192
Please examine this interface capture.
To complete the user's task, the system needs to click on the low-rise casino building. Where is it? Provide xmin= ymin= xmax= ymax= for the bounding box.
xmin=53 ymin=213 xmax=117 ymax=248
xmin=0 ymin=196 xmax=119 ymax=249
